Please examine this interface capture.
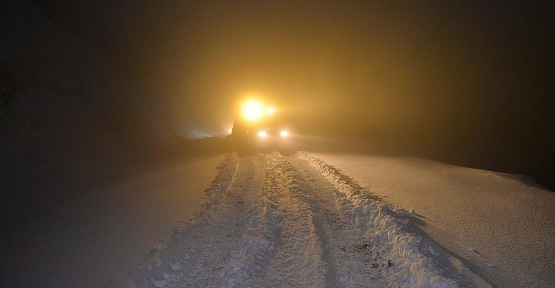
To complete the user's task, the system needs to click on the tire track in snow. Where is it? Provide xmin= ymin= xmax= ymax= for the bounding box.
xmin=285 ymin=154 xmax=388 ymax=287
xmin=176 ymin=153 xmax=267 ymax=287
xmin=125 ymin=154 xmax=266 ymax=288
xmin=125 ymin=151 xmax=474 ymax=288
xmin=254 ymin=152 xmax=330 ymax=288
xmin=297 ymin=152 xmax=469 ymax=288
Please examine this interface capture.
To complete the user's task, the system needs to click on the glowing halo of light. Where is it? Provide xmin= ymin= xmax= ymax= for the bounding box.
xmin=242 ymin=101 xmax=263 ymax=120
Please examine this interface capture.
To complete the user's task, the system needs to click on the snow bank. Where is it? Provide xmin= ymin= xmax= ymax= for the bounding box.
xmin=298 ymin=152 xmax=459 ymax=288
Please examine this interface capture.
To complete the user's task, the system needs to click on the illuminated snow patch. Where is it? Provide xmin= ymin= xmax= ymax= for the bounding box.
xmin=297 ymin=152 xmax=460 ymax=288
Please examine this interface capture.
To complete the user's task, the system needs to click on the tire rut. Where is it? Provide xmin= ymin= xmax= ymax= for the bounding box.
xmin=284 ymin=154 xmax=387 ymax=288
xmin=253 ymin=152 xmax=330 ymax=288
xmin=177 ymin=154 xmax=265 ymax=287
xmin=128 ymin=151 xmax=457 ymax=288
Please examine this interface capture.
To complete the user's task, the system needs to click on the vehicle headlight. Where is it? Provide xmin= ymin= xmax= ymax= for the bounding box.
xmin=280 ymin=130 xmax=288 ymax=138
xmin=258 ymin=131 xmax=267 ymax=138
xmin=242 ymin=101 xmax=263 ymax=120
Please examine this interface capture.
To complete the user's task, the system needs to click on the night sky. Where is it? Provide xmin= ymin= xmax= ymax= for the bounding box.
xmin=17 ymin=0 xmax=555 ymax=187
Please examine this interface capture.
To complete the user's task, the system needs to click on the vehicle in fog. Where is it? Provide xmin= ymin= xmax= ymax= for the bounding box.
xmin=231 ymin=100 xmax=291 ymax=151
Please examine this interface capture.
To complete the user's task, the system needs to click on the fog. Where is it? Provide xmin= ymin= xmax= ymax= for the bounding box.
xmin=4 ymin=0 xmax=554 ymax=187
xmin=106 ymin=1 xmax=551 ymax=134
xmin=112 ymin=1 xmax=553 ymax=187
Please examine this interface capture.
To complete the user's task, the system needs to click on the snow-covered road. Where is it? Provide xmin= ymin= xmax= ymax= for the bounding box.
xmin=6 ymin=149 xmax=551 ymax=287
xmin=124 ymin=152 xmax=486 ymax=288
xmin=311 ymin=153 xmax=555 ymax=288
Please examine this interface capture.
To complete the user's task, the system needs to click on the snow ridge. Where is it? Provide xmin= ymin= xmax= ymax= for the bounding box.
xmin=298 ymin=152 xmax=460 ymax=288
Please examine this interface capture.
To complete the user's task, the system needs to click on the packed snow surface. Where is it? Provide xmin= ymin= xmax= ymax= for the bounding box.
xmin=123 ymin=152 xmax=486 ymax=287
xmin=311 ymin=153 xmax=555 ymax=288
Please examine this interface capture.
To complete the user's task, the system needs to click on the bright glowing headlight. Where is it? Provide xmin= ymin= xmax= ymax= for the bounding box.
xmin=258 ymin=131 xmax=267 ymax=138
xmin=280 ymin=130 xmax=288 ymax=138
xmin=242 ymin=102 xmax=263 ymax=120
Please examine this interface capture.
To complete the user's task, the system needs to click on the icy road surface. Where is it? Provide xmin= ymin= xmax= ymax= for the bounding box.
xmin=124 ymin=152 xmax=486 ymax=288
